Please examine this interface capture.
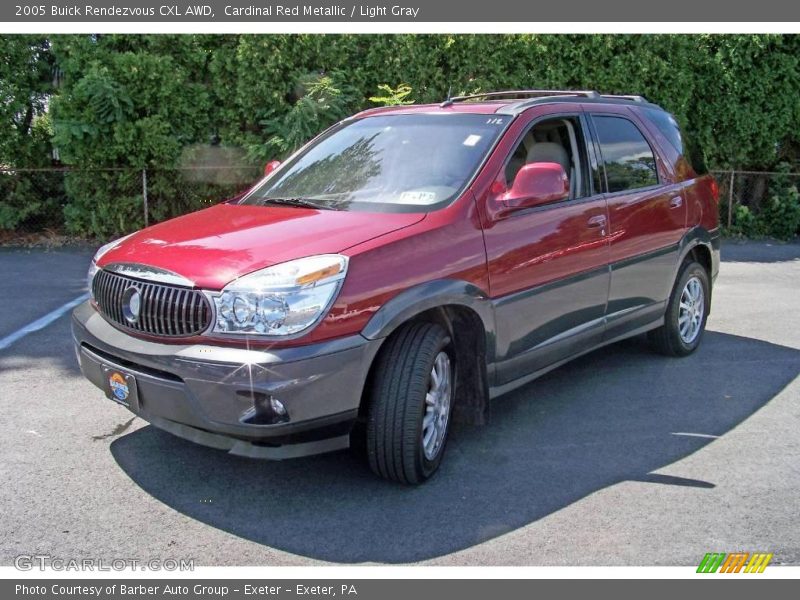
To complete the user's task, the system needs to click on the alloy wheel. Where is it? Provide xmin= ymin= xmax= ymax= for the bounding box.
xmin=422 ymin=351 xmax=452 ymax=460
xmin=678 ymin=275 xmax=705 ymax=344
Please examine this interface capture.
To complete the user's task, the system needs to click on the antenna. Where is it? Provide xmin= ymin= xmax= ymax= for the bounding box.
xmin=440 ymin=84 xmax=454 ymax=108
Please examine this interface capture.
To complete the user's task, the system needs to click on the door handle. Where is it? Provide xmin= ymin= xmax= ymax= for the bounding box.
xmin=587 ymin=215 xmax=607 ymax=228
xmin=670 ymin=196 xmax=683 ymax=209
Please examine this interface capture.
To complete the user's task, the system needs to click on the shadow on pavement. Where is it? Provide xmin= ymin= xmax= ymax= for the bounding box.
xmin=110 ymin=330 xmax=800 ymax=563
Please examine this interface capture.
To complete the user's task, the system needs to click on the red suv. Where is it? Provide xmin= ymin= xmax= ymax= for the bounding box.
xmin=73 ymin=90 xmax=720 ymax=484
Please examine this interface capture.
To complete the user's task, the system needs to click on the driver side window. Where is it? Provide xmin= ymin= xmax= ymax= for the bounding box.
xmin=504 ymin=116 xmax=590 ymax=200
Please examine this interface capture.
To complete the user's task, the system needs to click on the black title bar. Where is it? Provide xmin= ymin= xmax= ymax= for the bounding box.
xmin=4 ymin=0 xmax=800 ymax=22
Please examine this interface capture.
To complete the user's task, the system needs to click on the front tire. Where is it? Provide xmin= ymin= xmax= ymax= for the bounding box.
xmin=366 ymin=322 xmax=454 ymax=484
xmin=649 ymin=260 xmax=710 ymax=356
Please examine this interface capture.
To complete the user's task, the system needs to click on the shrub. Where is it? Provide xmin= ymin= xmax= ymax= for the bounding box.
xmin=256 ymin=71 xmax=357 ymax=161
xmin=3 ymin=34 xmax=800 ymax=238
xmin=369 ymin=83 xmax=415 ymax=106
xmin=755 ymin=165 xmax=800 ymax=240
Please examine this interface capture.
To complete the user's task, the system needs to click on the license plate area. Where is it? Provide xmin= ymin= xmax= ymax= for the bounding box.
xmin=102 ymin=366 xmax=140 ymax=411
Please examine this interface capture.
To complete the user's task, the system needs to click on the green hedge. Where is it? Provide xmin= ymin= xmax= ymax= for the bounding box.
xmin=1 ymin=34 xmax=799 ymax=237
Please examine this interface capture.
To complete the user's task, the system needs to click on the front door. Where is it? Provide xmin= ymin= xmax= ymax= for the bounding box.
xmin=478 ymin=110 xmax=610 ymax=389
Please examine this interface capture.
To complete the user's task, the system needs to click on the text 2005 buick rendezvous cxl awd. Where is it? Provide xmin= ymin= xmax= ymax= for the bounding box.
xmin=73 ymin=90 xmax=720 ymax=484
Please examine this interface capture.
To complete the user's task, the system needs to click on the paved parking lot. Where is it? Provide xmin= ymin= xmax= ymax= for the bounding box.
xmin=1 ymin=241 xmax=798 ymax=566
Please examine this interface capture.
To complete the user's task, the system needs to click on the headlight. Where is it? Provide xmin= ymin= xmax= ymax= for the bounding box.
xmin=87 ymin=233 xmax=135 ymax=297
xmin=212 ymin=254 xmax=348 ymax=336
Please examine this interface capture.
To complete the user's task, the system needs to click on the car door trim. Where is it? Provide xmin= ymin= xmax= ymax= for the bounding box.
xmin=491 ymin=262 xmax=611 ymax=307
xmin=488 ymin=318 xmax=663 ymax=400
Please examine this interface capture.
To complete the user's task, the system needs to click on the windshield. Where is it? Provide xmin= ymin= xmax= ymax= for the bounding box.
xmin=241 ymin=113 xmax=511 ymax=212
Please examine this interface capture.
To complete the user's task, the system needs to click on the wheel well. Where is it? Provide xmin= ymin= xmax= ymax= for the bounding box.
xmin=686 ymin=243 xmax=713 ymax=311
xmin=359 ymin=305 xmax=489 ymax=426
xmin=689 ymin=244 xmax=712 ymax=277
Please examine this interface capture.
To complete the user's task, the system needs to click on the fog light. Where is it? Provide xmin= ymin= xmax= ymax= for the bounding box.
xmin=269 ymin=396 xmax=287 ymax=416
xmin=237 ymin=391 xmax=290 ymax=425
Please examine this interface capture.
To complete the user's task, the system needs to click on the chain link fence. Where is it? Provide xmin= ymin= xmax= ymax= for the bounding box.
xmin=1 ymin=166 xmax=798 ymax=245
xmin=712 ymin=169 xmax=800 ymax=227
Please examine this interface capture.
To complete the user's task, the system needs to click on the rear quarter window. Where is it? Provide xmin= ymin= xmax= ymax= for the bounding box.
xmin=643 ymin=108 xmax=708 ymax=175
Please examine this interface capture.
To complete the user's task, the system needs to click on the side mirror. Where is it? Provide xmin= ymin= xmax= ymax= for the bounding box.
xmin=500 ymin=162 xmax=569 ymax=214
xmin=264 ymin=160 xmax=281 ymax=176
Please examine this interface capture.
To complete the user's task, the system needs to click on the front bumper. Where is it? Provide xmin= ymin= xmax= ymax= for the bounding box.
xmin=72 ymin=301 xmax=382 ymax=459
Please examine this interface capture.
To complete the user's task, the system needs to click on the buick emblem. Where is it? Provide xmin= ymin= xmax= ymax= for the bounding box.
xmin=122 ymin=286 xmax=142 ymax=324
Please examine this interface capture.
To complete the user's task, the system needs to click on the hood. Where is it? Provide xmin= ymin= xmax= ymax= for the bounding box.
xmin=98 ymin=203 xmax=425 ymax=289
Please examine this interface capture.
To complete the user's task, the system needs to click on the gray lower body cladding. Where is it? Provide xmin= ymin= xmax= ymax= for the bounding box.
xmin=71 ymin=301 xmax=382 ymax=459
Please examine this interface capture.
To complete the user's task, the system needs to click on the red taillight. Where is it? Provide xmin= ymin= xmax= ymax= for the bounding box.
xmin=710 ymin=178 xmax=720 ymax=203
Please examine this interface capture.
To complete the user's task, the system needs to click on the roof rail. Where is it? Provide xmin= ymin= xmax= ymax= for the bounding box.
xmin=440 ymin=89 xmax=600 ymax=107
xmin=600 ymin=94 xmax=648 ymax=103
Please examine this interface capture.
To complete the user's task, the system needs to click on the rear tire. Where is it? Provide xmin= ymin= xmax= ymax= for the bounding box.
xmin=649 ymin=260 xmax=710 ymax=357
xmin=366 ymin=322 xmax=454 ymax=484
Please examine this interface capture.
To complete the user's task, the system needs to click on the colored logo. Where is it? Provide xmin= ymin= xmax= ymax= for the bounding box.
xmin=108 ymin=372 xmax=129 ymax=402
xmin=697 ymin=552 xmax=773 ymax=573
xmin=122 ymin=286 xmax=141 ymax=324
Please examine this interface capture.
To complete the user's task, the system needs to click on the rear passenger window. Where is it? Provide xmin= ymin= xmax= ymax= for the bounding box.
xmin=593 ymin=116 xmax=658 ymax=193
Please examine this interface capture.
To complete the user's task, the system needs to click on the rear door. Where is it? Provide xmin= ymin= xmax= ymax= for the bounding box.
xmin=586 ymin=107 xmax=687 ymax=340
xmin=478 ymin=107 xmax=610 ymax=389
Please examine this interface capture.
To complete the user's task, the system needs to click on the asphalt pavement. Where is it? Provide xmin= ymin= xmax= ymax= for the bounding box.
xmin=0 ymin=240 xmax=798 ymax=566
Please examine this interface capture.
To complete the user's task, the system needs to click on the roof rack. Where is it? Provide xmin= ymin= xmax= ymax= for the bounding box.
xmin=601 ymin=94 xmax=648 ymax=103
xmin=440 ymin=89 xmax=600 ymax=107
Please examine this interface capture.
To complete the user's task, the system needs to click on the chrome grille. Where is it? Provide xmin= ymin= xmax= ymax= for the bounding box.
xmin=92 ymin=269 xmax=211 ymax=337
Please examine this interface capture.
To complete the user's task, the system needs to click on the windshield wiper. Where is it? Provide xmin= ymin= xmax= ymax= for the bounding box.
xmin=259 ymin=197 xmax=339 ymax=211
